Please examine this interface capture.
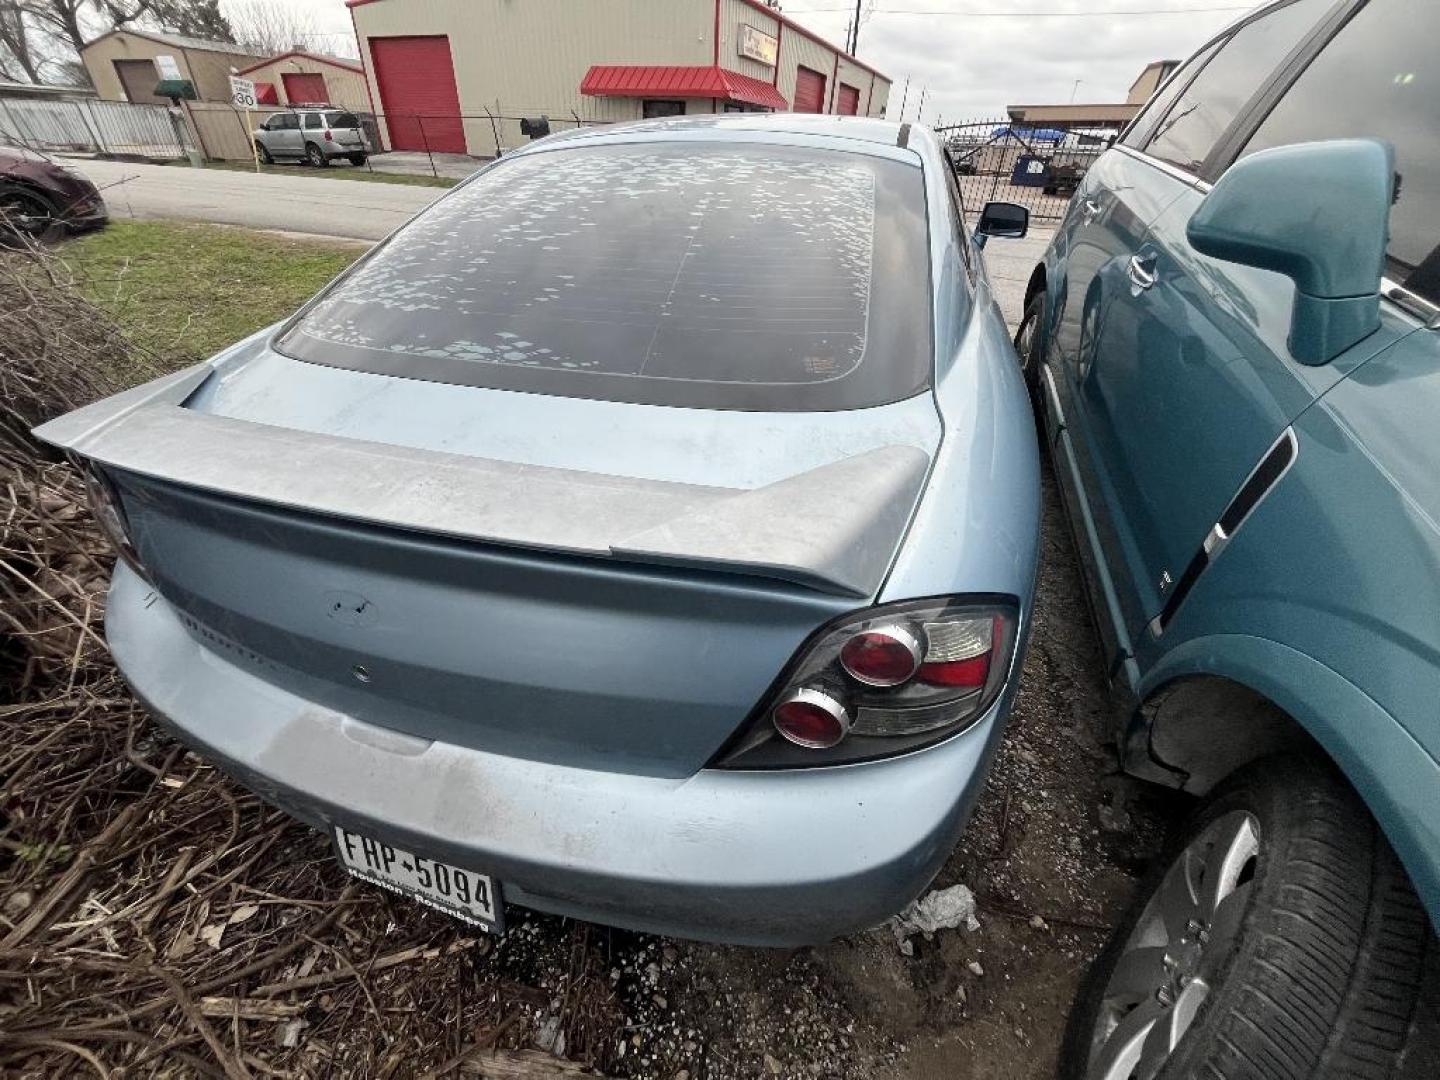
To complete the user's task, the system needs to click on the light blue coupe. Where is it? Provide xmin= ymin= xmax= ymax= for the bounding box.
xmin=38 ymin=115 xmax=1040 ymax=945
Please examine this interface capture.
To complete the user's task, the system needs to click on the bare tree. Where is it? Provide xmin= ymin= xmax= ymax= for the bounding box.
xmin=0 ymin=1 xmax=45 ymax=82
xmin=221 ymin=0 xmax=321 ymax=55
xmin=5 ymin=0 xmax=230 ymax=86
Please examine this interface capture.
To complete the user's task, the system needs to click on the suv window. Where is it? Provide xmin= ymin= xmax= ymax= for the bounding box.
xmin=277 ymin=143 xmax=933 ymax=412
xmin=326 ymin=112 xmax=358 ymax=129
xmin=1121 ymin=38 xmax=1224 ymax=150
xmin=303 ymin=113 xmax=323 ymax=129
xmin=1144 ymin=0 xmax=1330 ymax=174
xmin=1238 ymin=0 xmax=1439 ymax=303
xmin=269 ymin=114 xmax=298 ymax=131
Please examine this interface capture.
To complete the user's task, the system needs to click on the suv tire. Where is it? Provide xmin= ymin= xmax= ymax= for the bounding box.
xmin=255 ymin=142 xmax=274 ymax=165
xmin=1012 ymin=289 xmax=1044 ymax=405
xmin=1062 ymin=757 xmax=1429 ymax=1080
xmin=306 ymin=142 xmax=328 ymax=168
xmin=349 ymin=152 xmax=367 ymax=167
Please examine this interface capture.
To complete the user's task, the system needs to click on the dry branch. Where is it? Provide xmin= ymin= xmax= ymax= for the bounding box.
xmin=0 ymin=236 xmax=623 ymax=1077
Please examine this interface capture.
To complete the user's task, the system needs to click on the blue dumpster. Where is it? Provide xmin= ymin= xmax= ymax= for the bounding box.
xmin=1011 ymin=154 xmax=1049 ymax=187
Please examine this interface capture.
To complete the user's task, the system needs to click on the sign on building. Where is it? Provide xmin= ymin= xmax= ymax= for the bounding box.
xmin=228 ymin=75 xmax=258 ymax=109
xmin=154 ymin=54 xmax=182 ymax=81
xmin=738 ymin=24 xmax=779 ymax=67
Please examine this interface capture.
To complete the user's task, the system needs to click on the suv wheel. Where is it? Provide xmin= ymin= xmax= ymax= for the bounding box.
xmin=1062 ymin=758 xmax=1429 ymax=1080
xmin=306 ymin=142 xmax=327 ymax=168
xmin=255 ymin=141 xmax=274 ymax=165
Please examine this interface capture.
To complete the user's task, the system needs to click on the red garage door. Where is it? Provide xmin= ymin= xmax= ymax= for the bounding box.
xmin=837 ymin=83 xmax=860 ymax=115
xmin=369 ymin=35 xmax=466 ymax=153
xmin=282 ymin=71 xmax=328 ymax=105
xmin=793 ymin=66 xmax=827 ymax=113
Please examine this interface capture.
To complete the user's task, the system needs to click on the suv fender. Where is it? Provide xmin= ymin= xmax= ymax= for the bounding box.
xmin=1134 ymin=632 xmax=1440 ymax=930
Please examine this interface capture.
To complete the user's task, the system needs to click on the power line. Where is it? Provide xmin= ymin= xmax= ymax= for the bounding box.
xmin=782 ymin=4 xmax=1253 ymax=14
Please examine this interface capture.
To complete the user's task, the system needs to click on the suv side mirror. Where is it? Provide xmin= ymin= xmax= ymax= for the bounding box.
xmin=976 ymin=201 xmax=1029 ymax=246
xmin=1187 ymin=139 xmax=1394 ymax=365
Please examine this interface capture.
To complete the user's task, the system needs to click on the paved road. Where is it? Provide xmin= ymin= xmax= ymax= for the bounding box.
xmin=62 ymin=157 xmax=445 ymax=242
xmin=984 ymin=228 xmax=1052 ymax=327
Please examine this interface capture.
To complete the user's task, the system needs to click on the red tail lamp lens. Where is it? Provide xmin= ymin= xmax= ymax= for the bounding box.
xmin=772 ymin=688 xmax=851 ymax=749
xmin=839 ymin=624 xmax=922 ymax=687
xmin=324 ymin=130 xmax=334 ymax=141
xmin=917 ymin=653 xmax=990 ymax=688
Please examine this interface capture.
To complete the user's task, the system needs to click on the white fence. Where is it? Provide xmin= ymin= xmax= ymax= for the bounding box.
xmin=0 ymin=97 xmax=192 ymax=158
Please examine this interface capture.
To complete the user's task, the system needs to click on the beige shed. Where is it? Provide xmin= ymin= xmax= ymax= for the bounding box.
xmin=232 ymin=51 xmax=371 ymax=111
xmin=80 ymin=29 xmax=268 ymax=104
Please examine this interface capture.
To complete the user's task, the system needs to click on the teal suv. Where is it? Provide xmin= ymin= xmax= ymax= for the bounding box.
xmin=1019 ymin=1 xmax=1439 ymax=1076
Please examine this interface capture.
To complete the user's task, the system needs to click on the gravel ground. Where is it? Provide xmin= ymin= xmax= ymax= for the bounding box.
xmin=553 ymin=463 xmax=1181 ymax=1080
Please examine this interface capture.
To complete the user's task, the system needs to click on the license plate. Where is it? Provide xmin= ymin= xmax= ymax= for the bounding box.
xmin=333 ymin=827 xmax=502 ymax=931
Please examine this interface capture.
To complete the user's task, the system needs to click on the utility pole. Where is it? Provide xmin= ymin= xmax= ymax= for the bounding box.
xmin=1070 ymin=79 xmax=1083 ymax=103
xmin=897 ymin=76 xmax=910 ymax=120
xmin=850 ymin=0 xmax=864 ymax=53
xmin=916 ymin=86 xmax=928 ymax=124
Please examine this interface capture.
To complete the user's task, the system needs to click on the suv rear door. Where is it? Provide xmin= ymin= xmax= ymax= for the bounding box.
xmin=267 ymin=112 xmax=303 ymax=157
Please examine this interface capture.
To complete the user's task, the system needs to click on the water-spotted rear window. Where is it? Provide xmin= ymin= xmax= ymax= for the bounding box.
xmin=276 ymin=142 xmax=932 ymax=411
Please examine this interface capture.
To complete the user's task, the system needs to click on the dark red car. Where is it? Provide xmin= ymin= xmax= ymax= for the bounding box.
xmin=0 ymin=146 xmax=108 ymax=239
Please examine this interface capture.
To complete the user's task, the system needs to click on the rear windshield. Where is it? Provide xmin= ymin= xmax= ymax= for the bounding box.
xmin=276 ymin=142 xmax=932 ymax=411
xmin=326 ymin=112 xmax=358 ymax=128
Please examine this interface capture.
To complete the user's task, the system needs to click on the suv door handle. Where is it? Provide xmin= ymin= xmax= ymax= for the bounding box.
xmin=1127 ymin=253 xmax=1158 ymax=291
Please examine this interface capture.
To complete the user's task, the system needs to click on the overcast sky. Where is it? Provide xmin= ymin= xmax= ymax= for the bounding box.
xmin=280 ymin=0 xmax=1258 ymax=122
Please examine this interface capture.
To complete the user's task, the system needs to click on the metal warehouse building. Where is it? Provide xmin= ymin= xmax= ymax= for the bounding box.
xmin=346 ymin=0 xmax=892 ymax=155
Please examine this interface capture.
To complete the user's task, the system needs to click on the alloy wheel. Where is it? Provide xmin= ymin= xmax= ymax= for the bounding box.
xmin=1014 ymin=307 xmax=1037 ymax=381
xmin=1084 ymin=810 xmax=1260 ymax=1080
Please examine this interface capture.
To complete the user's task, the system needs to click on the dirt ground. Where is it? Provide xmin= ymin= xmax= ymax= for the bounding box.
xmin=3 ymin=220 xmax=1187 ymax=1078
xmin=0 ymin=453 xmax=1182 ymax=1079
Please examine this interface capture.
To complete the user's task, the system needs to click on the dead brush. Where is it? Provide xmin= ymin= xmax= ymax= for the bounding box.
xmin=0 ymin=236 xmax=619 ymax=1078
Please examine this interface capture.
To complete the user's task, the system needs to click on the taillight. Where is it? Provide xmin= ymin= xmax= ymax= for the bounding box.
xmin=81 ymin=462 xmax=150 ymax=583
xmin=839 ymin=623 xmax=921 ymax=686
xmin=324 ymin=129 xmax=333 ymax=141
xmin=719 ymin=597 xmax=1019 ymax=769
xmin=916 ymin=616 xmax=996 ymax=687
xmin=772 ymin=688 xmax=851 ymax=748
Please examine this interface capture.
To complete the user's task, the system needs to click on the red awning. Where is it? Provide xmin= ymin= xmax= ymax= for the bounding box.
xmin=580 ymin=65 xmax=788 ymax=111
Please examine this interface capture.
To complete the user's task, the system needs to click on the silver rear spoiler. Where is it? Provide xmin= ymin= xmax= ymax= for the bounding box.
xmin=34 ymin=365 xmax=929 ymax=599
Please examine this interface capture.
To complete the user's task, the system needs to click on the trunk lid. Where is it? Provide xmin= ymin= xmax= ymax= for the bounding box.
xmin=41 ymin=346 xmax=941 ymax=776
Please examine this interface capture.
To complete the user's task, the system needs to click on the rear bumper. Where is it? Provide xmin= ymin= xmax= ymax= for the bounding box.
xmin=107 ymin=563 xmax=1012 ymax=946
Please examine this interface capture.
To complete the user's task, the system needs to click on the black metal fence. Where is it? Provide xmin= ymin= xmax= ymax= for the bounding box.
xmin=935 ymin=117 xmax=1125 ymax=223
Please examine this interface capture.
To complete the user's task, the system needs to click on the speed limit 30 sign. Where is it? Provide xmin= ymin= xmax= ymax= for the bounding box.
xmin=228 ymin=75 xmax=257 ymax=109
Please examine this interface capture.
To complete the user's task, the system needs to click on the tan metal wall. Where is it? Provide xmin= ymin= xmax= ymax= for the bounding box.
xmin=833 ymin=57 xmax=867 ymax=114
xmin=81 ymin=32 xmax=268 ymax=103
xmin=182 ymin=100 xmax=282 ymax=160
xmin=351 ymin=0 xmax=893 ymax=152
xmin=719 ymin=0 xmax=779 ymax=83
xmin=239 ymin=57 xmax=371 ymax=111
xmin=354 ymin=0 xmax=712 ymax=154
xmin=871 ymin=77 xmax=890 ymax=118
xmin=775 ymin=27 xmax=834 ymax=113
xmin=718 ymin=1 xmax=889 ymax=115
